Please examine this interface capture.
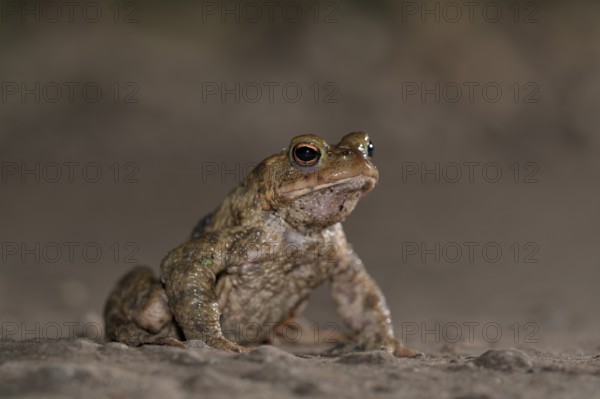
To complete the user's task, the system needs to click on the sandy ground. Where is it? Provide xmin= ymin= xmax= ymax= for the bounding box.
xmin=1 ymin=339 xmax=600 ymax=399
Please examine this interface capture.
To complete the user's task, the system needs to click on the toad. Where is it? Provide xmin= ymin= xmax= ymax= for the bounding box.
xmin=104 ymin=132 xmax=416 ymax=357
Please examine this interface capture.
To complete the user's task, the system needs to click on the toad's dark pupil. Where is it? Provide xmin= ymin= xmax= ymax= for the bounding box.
xmin=367 ymin=141 xmax=374 ymax=157
xmin=295 ymin=146 xmax=320 ymax=163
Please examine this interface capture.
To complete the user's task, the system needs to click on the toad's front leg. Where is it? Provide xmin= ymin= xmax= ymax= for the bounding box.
xmin=329 ymin=246 xmax=419 ymax=358
xmin=160 ymin=237 xmax=248 ymax=352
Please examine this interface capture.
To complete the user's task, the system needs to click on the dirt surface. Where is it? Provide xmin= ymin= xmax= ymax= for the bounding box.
xmin=1 ymin=339 xmax=600 ymax=399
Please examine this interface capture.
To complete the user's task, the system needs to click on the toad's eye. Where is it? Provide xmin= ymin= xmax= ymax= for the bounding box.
xmin=367 ymin=141 xmax=374 ymax=158
xmin=293 ymin=143 xmax=321 ymax=167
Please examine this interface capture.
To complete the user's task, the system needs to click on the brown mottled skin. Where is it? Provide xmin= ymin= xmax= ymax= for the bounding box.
xmin=104 ymin=132 xmax=417 ymax=357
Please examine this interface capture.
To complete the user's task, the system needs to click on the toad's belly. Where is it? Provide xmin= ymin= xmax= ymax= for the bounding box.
xmin=216 ymin=263 xmax=330 ymax=343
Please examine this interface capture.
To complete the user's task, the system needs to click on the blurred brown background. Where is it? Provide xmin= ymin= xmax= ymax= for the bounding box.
xmin=1 ymin=0 xmax=598 ymax=352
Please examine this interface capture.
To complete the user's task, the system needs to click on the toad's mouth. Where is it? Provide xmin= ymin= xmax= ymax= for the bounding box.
xmin=279 ymin=175 xmax=377 ymax=200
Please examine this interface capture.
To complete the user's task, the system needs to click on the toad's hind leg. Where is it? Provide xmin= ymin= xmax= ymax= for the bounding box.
xmin=104 ymin=265 xmax=183 ymax=347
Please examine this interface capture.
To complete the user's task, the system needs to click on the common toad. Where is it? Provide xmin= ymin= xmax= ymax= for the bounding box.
xmin=104 ymin=132 xmax=416 ymax=357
